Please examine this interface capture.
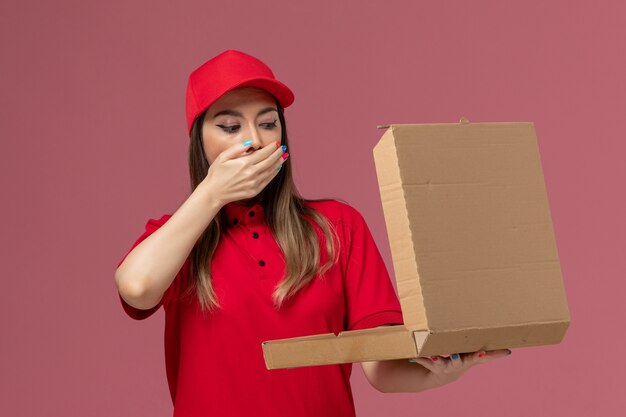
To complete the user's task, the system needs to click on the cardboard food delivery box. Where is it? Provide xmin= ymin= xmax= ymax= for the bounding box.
xmin=262 ymin=118 xmax=570 ymax=370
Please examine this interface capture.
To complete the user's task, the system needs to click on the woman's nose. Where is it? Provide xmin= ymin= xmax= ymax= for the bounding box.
xmin=249 ymin=134 xmax=262 ymax=147
xmin=247 ymin=125 xmax=263 ymax=147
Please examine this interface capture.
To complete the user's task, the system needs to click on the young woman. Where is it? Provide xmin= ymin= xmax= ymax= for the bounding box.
xmin=115 ymin=49 xmax=510 ymax=417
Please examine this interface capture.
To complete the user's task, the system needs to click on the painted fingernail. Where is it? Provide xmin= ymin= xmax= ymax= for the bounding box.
xmin=282 ymin=152 xmax=289 ymax=160
xmin=277 ymin=165 xmax=282 ymax=171
xmin=430 ymin=356 xmax=439 ymax=361
xmin=478 ymin=351 xmax=485 ymax=358
xmin=407 ymin=359 xmax=417 ymax=363
xmin=275 ymin=141 xmax=280 ymax=148
xmin=450 ymin=353 xmax=459 ymax=360
xmin=281 ymin=145 xmax=287 ymax=152
xmin=243 ymin=139 xmax=253 ymax=146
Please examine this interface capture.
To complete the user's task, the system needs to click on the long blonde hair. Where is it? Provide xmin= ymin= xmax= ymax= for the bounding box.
xmin=182 ymin=99 xmax=341 ymax=314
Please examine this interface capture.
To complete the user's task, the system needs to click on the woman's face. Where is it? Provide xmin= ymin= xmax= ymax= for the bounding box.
xmin=201 ymin=87 xmax=282 ymax=164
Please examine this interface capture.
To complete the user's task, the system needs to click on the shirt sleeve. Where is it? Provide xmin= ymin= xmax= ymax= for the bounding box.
xmin=342 ymin=205 xmax=404 ymax=331
xmin=116 ymin=214 xmax=176 ymax=320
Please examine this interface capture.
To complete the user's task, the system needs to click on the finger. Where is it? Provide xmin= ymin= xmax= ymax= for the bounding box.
xmin=458 ymin=351 xmax=485 ymax=367
xmin=217 ymin=139 xmax=262 ymax=162
xmin=471 ymin=350 xmax=488 ymax=364
xmin=246 ymin=140 xmax=282 ymax=165
xmin=254 ymin=143 xmax=287 ymax=172
xmin=253 ymin=154 xmax=286 ymax=191
xmin=448 ymin=353 xmax=463 ymax=369
xmin=409 ymin=357 xmax=438 ymax=372
xmin=482 ymin=349 xmax=512 ymax=361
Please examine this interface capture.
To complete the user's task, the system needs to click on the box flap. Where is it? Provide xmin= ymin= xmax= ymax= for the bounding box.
xmin=373 ymin=126 xmax=429 ymax=331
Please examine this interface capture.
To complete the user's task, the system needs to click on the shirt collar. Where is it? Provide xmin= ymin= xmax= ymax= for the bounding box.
xmin=223 ymin=201 xmax=265 ymax=227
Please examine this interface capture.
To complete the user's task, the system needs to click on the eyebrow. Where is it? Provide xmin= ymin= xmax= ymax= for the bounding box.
xmin=212 ymin=107 xmax=278 ymax=119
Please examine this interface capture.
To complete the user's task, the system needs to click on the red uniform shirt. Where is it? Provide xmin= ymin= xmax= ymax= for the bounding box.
xmin=117 ymin=199 xmax=404 ymax=417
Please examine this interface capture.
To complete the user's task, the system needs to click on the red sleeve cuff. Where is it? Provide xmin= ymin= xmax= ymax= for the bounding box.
xmin=349 ymin=310 xmax=404 ymax=331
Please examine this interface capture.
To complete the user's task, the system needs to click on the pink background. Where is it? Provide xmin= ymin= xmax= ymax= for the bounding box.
xmin=1 ymin=0 xmax=624 ymax=416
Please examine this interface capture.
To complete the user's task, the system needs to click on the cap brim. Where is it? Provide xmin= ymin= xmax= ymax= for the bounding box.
xmin=225 ymin=77 xmax=295 ymax=108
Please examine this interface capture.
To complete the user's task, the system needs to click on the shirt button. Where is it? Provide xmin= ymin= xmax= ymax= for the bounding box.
xmin=252 ymin=232 xmax=259 ymax=239
xmin=232 ymin=218 xmax=239 ymax=225
xmin=259 ymin=260 xmax=266 ymax=267
xmin=248 ymin=210 xmax=255 ymax=217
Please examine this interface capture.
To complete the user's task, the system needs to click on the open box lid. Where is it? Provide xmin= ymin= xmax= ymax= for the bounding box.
xmin=373 ymin=118 xmax=570 ymax=333
xmin=261 ymin=118 xmax=570 ymax=369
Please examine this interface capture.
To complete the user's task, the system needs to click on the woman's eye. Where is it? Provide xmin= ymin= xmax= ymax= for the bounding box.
xmin=217 ymin=125 xmax=240 ymax=133
xmin=261 ymin=120 xmax=278 ymax=129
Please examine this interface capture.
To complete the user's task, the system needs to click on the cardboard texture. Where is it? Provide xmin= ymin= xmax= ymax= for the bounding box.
xmin=262 ymin=118 xmax=570 ymax=370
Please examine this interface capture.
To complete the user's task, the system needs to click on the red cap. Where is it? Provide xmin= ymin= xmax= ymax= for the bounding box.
xmin=185 ymin=50 xmax=295 ymax=135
